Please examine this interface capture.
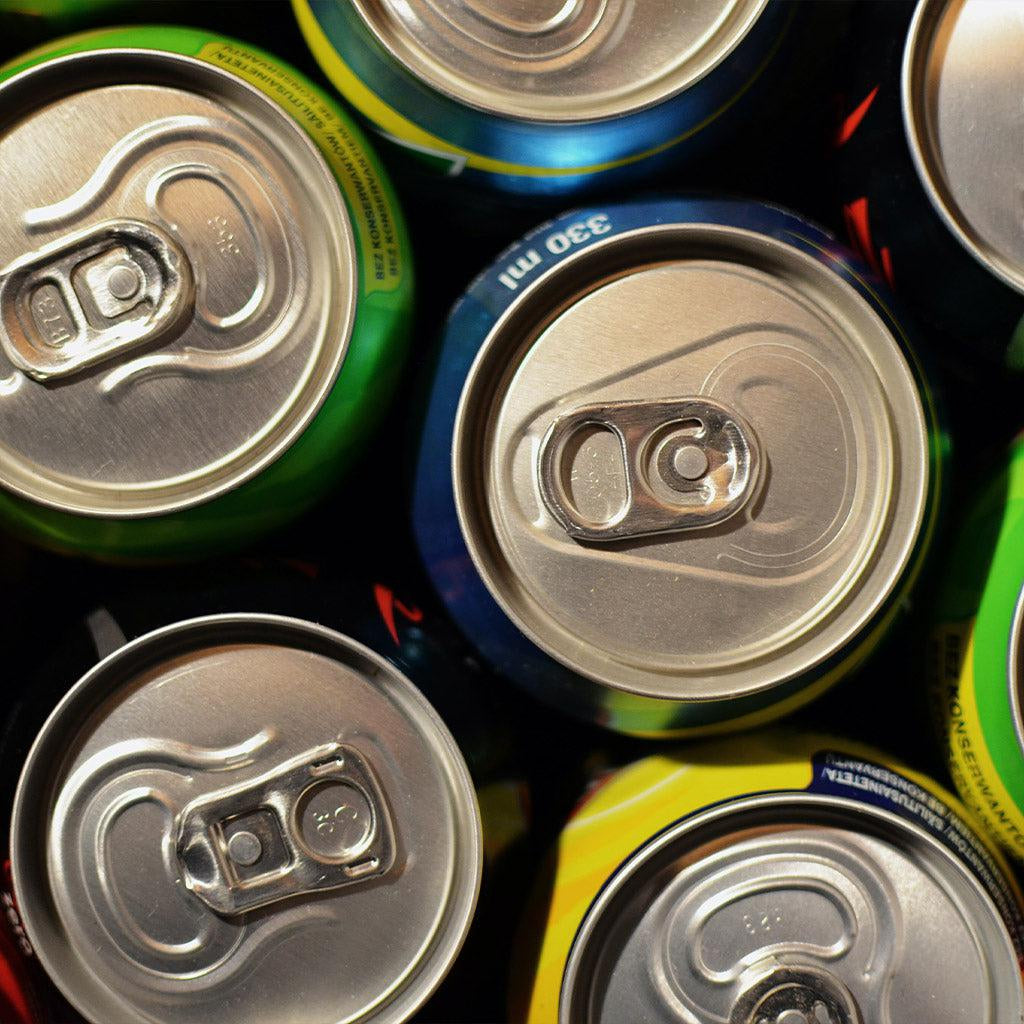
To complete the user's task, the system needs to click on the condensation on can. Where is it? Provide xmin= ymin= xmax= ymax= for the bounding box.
xmin=10 ymin=613 xmax=481 ymax=1024
xmin=0 ymin=27 xmax=412 ymax=560
xmin=514 ymin=732 xmax=1024 ymax=1024
xmin=292 ymin=0 xmax=791 ymax=194
xmin=414 ymin=198 xmax=942 ymax=735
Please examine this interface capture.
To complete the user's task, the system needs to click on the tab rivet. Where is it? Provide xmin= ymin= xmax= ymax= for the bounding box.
xmin=776 ymin=1011 xmax=812 ymax=1024
xmin=106 ymin=263 xmax=142 ymax=302
xmin=227 ymin=830 xmax=263 ymax=867
xmin=672 ymin=444 xmax=709 ymax=481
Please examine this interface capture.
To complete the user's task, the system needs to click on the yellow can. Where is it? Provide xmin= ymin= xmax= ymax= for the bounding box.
xmin=516 ymin=731 xmax=1024 ymax=1024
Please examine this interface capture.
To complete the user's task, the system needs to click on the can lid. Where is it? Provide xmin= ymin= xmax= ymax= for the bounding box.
xmin=561 ymin=794 xmax=1024 ymax=1023
xmin=454 ymin=224 xmax=929 ymax=702
xmin=349 ymin=0 xmax=769 ymax=122
xmin=11 ymin=615 xmax=481 ymax=1024
xmin=0 ymin=51 xmax=356 ymax=517
xmin=903 ymin=0 xmax=1024 ymax=296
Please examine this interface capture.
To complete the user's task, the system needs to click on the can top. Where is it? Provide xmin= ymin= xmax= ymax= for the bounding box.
xmin=349 ymin=0 xmax=769 ymax=122
xmin=454 ymin=221 xmax=928 ymax=702
xmin=0 ymin=50 xmax=356 ymax=517
xmin=11 ymin=615 xmax=481 ymax=1024
xmin=560 ymin=793 xmax=1024 ymax=1023
xmin=903 ymin=0 xmax=1024 ymax=296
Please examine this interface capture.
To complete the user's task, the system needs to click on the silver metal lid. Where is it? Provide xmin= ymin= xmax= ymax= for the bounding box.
xmin=454 ymin=226 xmax=929 ymax=702
xmin=11 ymin=615 xmax=481 ymax=1024
xmin=350 ymin=0 xmax=769 ymax=122
xmin=561 ymin=794 xmax=1024 ymax=1023
xmin=0 ymin=51 xmax=356 ymax=516
xmin=903 ymin=0 xmax=1024 ymax=296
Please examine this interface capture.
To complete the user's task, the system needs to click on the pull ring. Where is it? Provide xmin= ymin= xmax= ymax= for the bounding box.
xmin=177 ymin=742 xmax=395 ymax=916
xmin=0 ymin=218 xmax=193 ymax=381
xmin=537 ymin=396 xmax=761 ymax=542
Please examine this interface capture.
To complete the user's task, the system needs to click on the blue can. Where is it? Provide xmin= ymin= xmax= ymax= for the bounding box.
xmin=413 ymin=197 xmax=943 ymax=735
xmin=293 ymin=0 xmax=792 ymax=196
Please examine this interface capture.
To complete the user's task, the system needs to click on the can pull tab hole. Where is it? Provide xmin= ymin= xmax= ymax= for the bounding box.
xmin=559 ymin=424 xmax=628 ymax=528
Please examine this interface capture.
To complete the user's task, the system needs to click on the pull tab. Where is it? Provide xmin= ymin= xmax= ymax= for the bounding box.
xmin=0 ymin=218 xmax=193 ymax=381
xmin=176 ymin=742 xmax=395 ymax=916
xmin=731 ymin=966 xmax=862 ymax=1024
xmin=537 ymin=397 xmax=761 ymax=542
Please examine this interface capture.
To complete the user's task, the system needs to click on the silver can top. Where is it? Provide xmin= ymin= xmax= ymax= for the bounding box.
xmin=561 ymin=793 xmax=1024 ymax=1023
xmin=11 ymin=615 xmax=481 ymax=1024
xmin=349 ymin=0 xmax=769 ymax=122
xmin=903 ymin=0 xmax=1024 ymax=296
xmin=454 ymin=224 xmax=929 ymax=702
xmin=0 ymin=51 xmax=356 ymax=516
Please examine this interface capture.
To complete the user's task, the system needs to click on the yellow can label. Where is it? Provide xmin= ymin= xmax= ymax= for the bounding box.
xmin=932 ymin=621 xmax=1024 ymax=857
xmin=515 ymin=732 xmax=1024 ymax=1022
xmin=197 ymin=41 xmax=404 ymax=295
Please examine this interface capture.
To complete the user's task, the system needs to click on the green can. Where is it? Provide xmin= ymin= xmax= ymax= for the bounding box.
xmin=0 ymin=0 xmax=120 ymax=18
xmin=931 ymin=434 xmax=1024 ymax=860
xmin=0 ymin=0 xmax=124 ymax=43
xmin=0 ymin=27 xmax=412 ymax=560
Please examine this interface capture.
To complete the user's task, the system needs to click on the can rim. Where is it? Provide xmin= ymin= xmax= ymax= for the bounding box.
xmin=452 ymin=223 xmax=929 ymax=703
xmin=901 ymin=0 xmax=1024 ymax=298
xmin=348 ymin=0 xmax=770 ymax=124
xmin=559 ymin=790 xmax=1024 ymax=1023
xmin=0 ymin=48 xmax=358 ymax=519
xmin=1009 ymin=582 xmax=1024 ymax=757
xmin=10 ymin=612 xmax=482 ymax=1024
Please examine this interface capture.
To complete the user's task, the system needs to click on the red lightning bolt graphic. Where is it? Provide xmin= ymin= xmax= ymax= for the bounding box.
xmin=836 ymin=86 xmax=879 ymax=147
xmin=374 ymin=584 xmax=424 ymax=646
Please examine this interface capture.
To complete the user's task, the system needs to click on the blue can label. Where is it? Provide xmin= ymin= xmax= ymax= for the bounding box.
xmin=414 ymin=198 xmax=936 ymax=735
xmin=810 ymin=751 xmax=1024 ymax=961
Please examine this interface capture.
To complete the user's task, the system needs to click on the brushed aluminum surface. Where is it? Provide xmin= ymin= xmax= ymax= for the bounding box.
xmin=454 ymin=226 xmax=928 ymax=702
xmin=11 ymin=615 xmax=481 ymax=1024
xmin=903 ymin=0 xmax=1024 ymax=295
xmin=350 ymin=0 xmax=769 ymax=122
xmin=560 ymin=795 xmax=1024 ymax=1024
xmin=0 ymin=52 xmax=356 ymax=516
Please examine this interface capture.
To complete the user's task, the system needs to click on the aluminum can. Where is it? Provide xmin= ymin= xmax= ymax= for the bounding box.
xmin=0 ymin=562 xmax=518 ymax=785
xmin=414 ymin=197 xmax=942 ymax=735
xmin=930 ymin=435 xmax=1024 ymax=862
xmin=0 ymin=561 xmax=530 ymax=1023
xmin=835 ymin=0 xmax=1024 ymax=371
xmin=0 ymin=27 xmax=412 ymax=560
xmin=9 ymin=611 xmax=481 ymax=1024
xmin=292 ymin=0 xmax=791 ymax=196
xmin=515 ymin=730 xmax=1024 ymax=1024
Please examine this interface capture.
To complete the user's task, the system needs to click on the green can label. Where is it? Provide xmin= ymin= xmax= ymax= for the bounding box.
xmin=930 ymin=436 xmax=1024 ymax=861
xmin=196 ymin=41 xmax=403 ymax=295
